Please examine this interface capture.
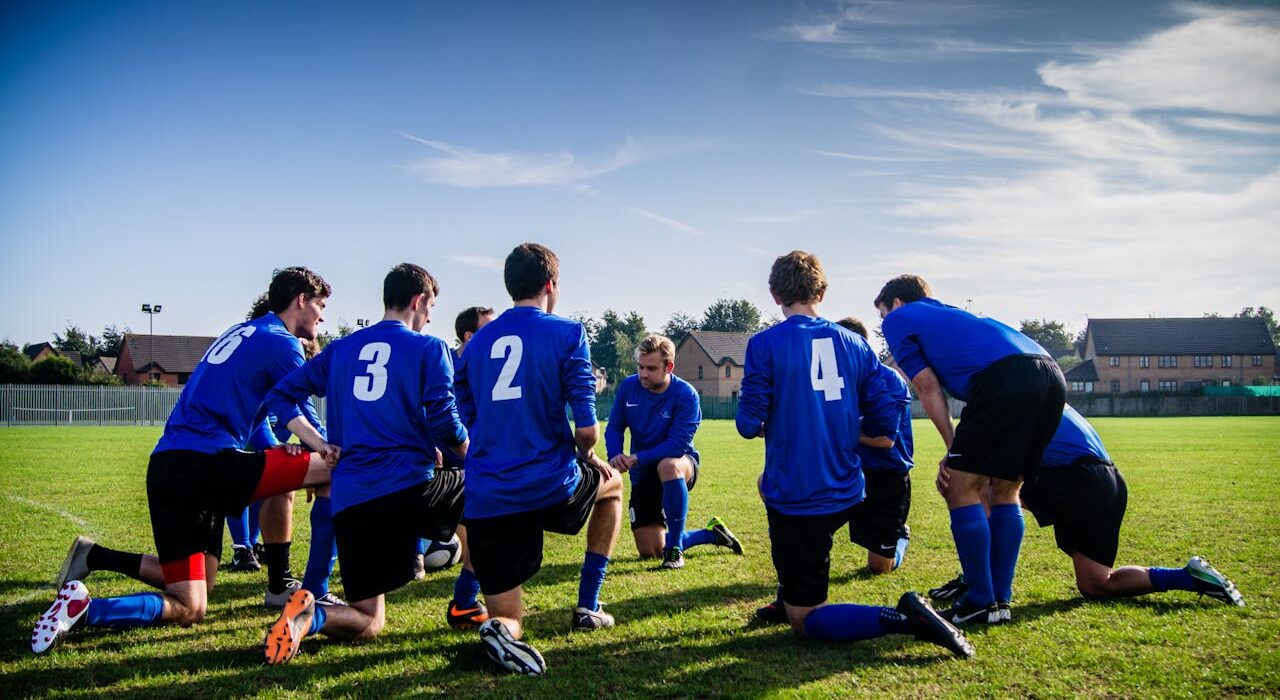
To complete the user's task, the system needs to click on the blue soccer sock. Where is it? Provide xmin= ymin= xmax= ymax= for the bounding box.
xmin=248 ymin=501 xmax=262 ymax=545
xmin=803 ymin=604 xmax=893 ymax=642
xmin=577 ymin=551 xmax=610 ymax=611
xmin=1149 ymin=566 xmax=1197 ymax=592
xmin=681 ymin=529 xmax=718 ymax=550
xmin=893 ymin=536 xmax=909 ymax=570
xmin=662 ymin=478 xmax=689 ymax=551
xmin=950 ymin=503 xmax=995 ymax=608
xmin=309 ymin=603 xmax=327 ymax=636
xmin=227 ymin=507 xmax=251 ymax=548
xmin=453 ymin=567 xmax=481 ymax=608
xmin=85 ymin=592 xmax=164 ymax=629
xmin=415 ymin=538 xmax=428 ymax=556
xmin=301 ymin=496 xmax=336 ymax=597
xmin=988 ymin=503 xmax=1024 ymax=604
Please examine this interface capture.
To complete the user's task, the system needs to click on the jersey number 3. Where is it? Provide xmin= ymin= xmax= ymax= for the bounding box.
xmin=491 ymin=335 xmax=523 ymax=401
xmin=810 ymin=337 xmax=845 ymax=401
xmin=354 ymin=342 xmax=391 ymax=401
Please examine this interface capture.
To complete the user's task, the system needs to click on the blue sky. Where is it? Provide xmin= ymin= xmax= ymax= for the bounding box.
xmin=2 ymin=0 xmax=1277 ymax=348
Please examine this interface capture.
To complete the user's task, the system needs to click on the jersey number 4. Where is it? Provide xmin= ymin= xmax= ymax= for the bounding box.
xmin=354 ymin=342 xmax=391 ymax=401
xmin=810 ymin=337 xmax=845 ymax=401
xmin=491 ymin=335 xmax=523 ymax=401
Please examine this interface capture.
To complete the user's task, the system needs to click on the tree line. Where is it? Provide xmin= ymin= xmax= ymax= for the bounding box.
xmin=0 ymin=324 xmax=128 ymax=385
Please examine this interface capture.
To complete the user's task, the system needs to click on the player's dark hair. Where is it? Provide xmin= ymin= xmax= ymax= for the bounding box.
xmin=246 ymin=293 xmax=270 ymax=321
xmin=455 ymin=306 xmax=494 ymax=344
xmin=267 ymin=266 xmax=331 ymax=314
xmin=874 ymin=275 xmax=931 ymax=309
xmin=504 ymin=243 xmax=559 ymax=301
xmin=768 ymin=250 xmax=828 ymax=306
xmin=383 ymin=263 xmax=438 ymax=310
xmin=836 ymin=316 xmax=868 ymax=339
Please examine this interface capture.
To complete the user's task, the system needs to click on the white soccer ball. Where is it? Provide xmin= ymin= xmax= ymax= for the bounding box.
xmin=422 ymin=534 xmax=462 ymax=571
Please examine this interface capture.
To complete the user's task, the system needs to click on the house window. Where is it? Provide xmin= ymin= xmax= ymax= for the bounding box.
xmin=1111 ymin=380 xmax=1120 ymax=393
xmin=1139 ymin=356 xmax=1150 ymax=368
xmin=1158 ymin=355 xmax=1177 ymax=368
xmin=1159 ymin=379 xmax=1178 ymax=391
xmin=1252 ymin=355 xmax=1263 ymax=367
xmin=1108 ymin=356 xmax=1119 ymax=367
xmin=1139 ymin=379 xmax=1151 ymax=392
xmin=724 ymin=364 xmax=732 ymax=378
xmin=1221 ymin=380 xmax=1231 ymax=386
xmin=1193 ymin=355 xmax=1212 ymax=368
xmin=697 ymin=366 xmax=703 ymax=380
xmin=1071 ymin=381 xmax=1085 ymax=392
xmin=1222 ymin=355 xmax=1232 ymax=367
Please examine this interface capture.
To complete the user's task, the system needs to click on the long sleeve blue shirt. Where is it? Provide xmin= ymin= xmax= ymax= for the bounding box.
xmin=736 ymin=315 xmax=898 ymax=516
xmin=605 ymin=374 xmax=701 ymax=482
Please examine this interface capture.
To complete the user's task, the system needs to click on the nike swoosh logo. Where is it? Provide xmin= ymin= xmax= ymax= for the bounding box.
xmin=879 ymin=543 xmax=897 ymax=551
xmin=626 ymin=403 xmax=639 ymax=407
xmin=947 ymin=453 xmax=963 ymax=458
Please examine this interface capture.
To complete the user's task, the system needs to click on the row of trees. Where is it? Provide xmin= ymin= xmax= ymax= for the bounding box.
xmin=575 ymin=298 xmax=777 ymax=386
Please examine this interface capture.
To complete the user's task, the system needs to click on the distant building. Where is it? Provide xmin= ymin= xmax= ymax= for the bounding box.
xmin=1072 ymin=317 xmax=1277 ymax=392
xmin=23 ymin=343 xmax=83 ymax=368
xmin=674 ymin=330 xmax=750 ymax=398
xmin=116 ymin=333 xmax=216 ymax=386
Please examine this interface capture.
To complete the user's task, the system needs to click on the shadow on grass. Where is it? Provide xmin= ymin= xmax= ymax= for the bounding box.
xmin=0 ymin=579 xmax=970 ymax=700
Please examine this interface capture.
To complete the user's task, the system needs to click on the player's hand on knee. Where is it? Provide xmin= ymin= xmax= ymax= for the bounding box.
xmin=281 ymin=443 xmax=305 ymax=456
xmin=608 ymin=454 xmax=630 ymax=472
xmin=936 ymin=462 xmax=951 ymax=495
xmin=585 ymin=453 xmax=618 ymax=480
xmin=318 ymin=443 xmax=341 ymax=468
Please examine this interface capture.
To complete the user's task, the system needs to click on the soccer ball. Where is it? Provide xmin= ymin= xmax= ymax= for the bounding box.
xmin=422 ymin=534 xmax=462 ymax=571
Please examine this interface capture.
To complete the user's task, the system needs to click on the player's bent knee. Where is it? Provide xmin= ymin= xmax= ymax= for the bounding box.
xmin=867 ymin=557 xmax=894 ymax=575
xmin=596 ymin=477 xmax=623 ymax=501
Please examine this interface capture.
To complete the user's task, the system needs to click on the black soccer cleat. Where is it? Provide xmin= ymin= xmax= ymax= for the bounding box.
xmin=896 ymin=592 xmax=975 ymax=658
xmin=928 ymin=573 xmax=968 ymax=603
xmin=753 ymin=600 xmax=788 ymax=625
xmin=944 ymin=600 xmax=1000 ymax=626
xmin=479 ymin=619 xmax=546 ymax=675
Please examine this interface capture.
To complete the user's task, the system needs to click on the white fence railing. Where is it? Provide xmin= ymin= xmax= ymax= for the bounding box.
xmin=0 ymin=384 xmax=328 ymax=427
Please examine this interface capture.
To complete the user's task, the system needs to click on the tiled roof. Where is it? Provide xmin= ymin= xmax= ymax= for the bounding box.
xmin=1063 ymin=359 xmax=1098 ymax=381
xmin=1088 ymin=318 xmax=1275 ymax=356
xmin=123 ymin=334 xmax=217 ymax=374
xmin=23 ymin=342 xmax=54 ymax=360
xmin=685 ymin=330 xmax=751 ymax=366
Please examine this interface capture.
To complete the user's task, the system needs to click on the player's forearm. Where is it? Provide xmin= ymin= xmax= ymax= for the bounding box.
xmin=919 ymin=390 xmax=954 ymax=449
xmin=574 ymin=424 xmax=600 ymax=459
xmin=287 ymin=415 xmax=329 ymax=453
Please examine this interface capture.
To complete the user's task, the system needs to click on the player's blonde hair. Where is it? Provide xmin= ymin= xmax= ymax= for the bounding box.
xmin=635 ymin=334 xmax=676 ymax=365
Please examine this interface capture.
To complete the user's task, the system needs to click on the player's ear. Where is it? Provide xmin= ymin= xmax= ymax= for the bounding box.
xmin=293 ymin=292 xmax=307 ymax=310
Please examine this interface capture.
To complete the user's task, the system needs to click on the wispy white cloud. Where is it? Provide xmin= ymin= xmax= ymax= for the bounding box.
xmin=573 ymin=184 xmax=704 ymax=236
xmin=723 ymin=209 xmax=822 ymax=224
xmin=1037 ymin=7 xmax=1280 ymax=117
xmin=1176 ymin=116 xmax=1280 ymax=136
xmin=402 ymin=134 xmax=645 ymax=188
xmin=448 ymin=255 xmax=503 ymax=271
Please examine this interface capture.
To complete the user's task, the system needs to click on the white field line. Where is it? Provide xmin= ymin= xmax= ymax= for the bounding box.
xmin=1 ymin=493 xmax=99 ymax=609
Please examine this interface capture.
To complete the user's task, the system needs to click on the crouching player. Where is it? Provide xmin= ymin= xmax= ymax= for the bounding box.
xmin=259 ymin=263 xmax=470 ymax=664
xmin=605 ymin=334 xmax=742 ymax=570
xmin=929 ymin=405 xmax=1244 ymax=609
xmin=35 ymin=267 xmax=337 ymax=654
xmin=737 ymin=251 xmax=971 ymax=658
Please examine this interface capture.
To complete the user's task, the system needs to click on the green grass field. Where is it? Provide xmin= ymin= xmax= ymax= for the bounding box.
xmin=2 ymin=418 xmax=1278 ymax=699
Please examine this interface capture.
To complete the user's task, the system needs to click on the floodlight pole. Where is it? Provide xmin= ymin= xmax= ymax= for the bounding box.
xmin=141 ymin=303 xmax=162 ymax=384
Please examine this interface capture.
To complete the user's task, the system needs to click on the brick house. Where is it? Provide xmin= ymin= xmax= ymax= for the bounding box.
xmin=116 ymin=333 xmax=216 ymax=386
xmin=1068 ymin=318 xmax=1276 ymax=393
xmin=673 ymin=330 xmax=751 ymax=398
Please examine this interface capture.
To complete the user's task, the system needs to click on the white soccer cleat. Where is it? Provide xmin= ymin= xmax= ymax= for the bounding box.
xmin=32 ymin=580 xmax=91 ymax=654
xmin=572 ymin=605 xmax=616 ymax=631
xmin=1186 ymin=556 xmax=1245 ymax=607
xmin=264 ymin=578 xmax=303 ymax=608
xmin=479 ymin=619 xmax=546 ymax=675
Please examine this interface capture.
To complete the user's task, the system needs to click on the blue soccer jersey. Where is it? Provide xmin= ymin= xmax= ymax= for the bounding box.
xmin=881 ymin=298 xmax=1048 ymax=401
xmin=441 ymin=348 xmax=468 ymax=471
xmin=855 ymin=363 xmax=914 ymax=474
xmin=265 ymin=319 xmax=467 ymax=514
xmin=736 ymin=315 xmax=899 ymax=516
xmin=456 ymin=306 xmax=596 ymax=519
xmin=605 ymin=374 xmax=701 ymax=482
xmin=155 ymin=313 xmax=306 ymax=455
xmin=1040 ymin=405 xmax=1111 ymax=468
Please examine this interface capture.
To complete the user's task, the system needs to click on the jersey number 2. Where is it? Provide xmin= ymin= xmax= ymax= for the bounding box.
xmin=354 ymin=342 xmax=391 ymax=401
xmin=491 ymin=335 xmax=523 ymax=401
xmin=810 ymin=337 xmax=845 ymax=401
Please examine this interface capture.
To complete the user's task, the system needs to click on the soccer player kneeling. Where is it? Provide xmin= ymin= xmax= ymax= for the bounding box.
xmin=257 ymin=263 xmax=470 ymax=664
xmin=736 ymin=251 xmax=972 ymax=658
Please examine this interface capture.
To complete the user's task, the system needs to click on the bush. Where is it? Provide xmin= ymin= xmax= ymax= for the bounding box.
xmin=29 ymin=356 xmax=82 ymax=385
xmin=82 ymin=369 xmax=123 ymax=386
xmin=0 ymin=344 xmax=31 ymax=383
